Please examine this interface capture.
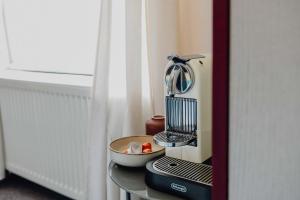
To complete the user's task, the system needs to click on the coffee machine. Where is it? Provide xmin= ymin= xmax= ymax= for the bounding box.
xmin=145 ymin=54 xmax=212 ymax=200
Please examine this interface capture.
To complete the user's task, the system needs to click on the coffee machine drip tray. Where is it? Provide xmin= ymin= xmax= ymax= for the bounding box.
xmin=145 ymin=156 xmax=212 ymax=200
xmin=153 ymin=156 xmax=212 ymax=186
xmin=153 ymin=131 xmax=196 ymax=147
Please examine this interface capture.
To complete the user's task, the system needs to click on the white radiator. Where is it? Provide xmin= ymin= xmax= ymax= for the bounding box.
xmin=0 ymin=76 xmax=91 ymax=200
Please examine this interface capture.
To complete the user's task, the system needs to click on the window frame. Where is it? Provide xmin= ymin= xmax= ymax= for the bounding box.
xmin=1 ymin=0 xmax=100 ymax=75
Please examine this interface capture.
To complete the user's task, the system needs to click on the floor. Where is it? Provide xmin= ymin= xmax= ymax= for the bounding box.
xmin=0 ymin=174 xmax=71 ymax=200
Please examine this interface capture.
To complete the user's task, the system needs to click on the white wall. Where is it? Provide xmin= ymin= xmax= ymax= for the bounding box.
xmin=177 ymin=0 xmax=212 ymax=54
xmin=230 ymin=0 xmax=300 ymax=199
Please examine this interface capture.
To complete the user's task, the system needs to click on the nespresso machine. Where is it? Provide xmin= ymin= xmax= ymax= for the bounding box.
xmin=145 ymin=54 xmax=212 ymax=200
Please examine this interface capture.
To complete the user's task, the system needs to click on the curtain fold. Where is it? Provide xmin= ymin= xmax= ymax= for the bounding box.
xmin=87 ymin=0 xmax=111 ymax=199
xmin=0 ymin=0 xmax=8 ymax=180
xmin=88 ymin=0 xmax=151 ymax=199
xmin=123 ymin=0 xmax=144 ymax=136
xmin=88 ymin=0 xmax=178 ymax=199
xmin=146 ymin=0 xmax=178 ymax=115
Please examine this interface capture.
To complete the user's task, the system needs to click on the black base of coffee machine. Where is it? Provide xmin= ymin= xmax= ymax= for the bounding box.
xmin=145 ymin=156 xmax=212 ymax=200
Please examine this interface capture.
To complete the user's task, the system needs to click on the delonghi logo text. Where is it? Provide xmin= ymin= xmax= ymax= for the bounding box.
xmin=171 ymin=183 xmax=187 ymax=193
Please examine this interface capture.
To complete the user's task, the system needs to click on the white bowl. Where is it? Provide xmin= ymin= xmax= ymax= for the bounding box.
xmin=109 ymin=135 xmax=165 ymax=167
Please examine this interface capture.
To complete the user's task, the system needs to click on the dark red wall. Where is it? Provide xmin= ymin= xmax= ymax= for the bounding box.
xmin=212 ymin=0 xmax=230 ymax=199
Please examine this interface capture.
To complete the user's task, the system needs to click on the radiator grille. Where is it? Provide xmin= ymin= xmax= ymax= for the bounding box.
xmin=0 ymin=86 xmax=90 ymax=199
xmin=153 ymin=156 xmax=212 ymax=186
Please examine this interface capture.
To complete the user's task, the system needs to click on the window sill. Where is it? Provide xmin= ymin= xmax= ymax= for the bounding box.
xmin=0 ymin=69 xmax=93 ymax=96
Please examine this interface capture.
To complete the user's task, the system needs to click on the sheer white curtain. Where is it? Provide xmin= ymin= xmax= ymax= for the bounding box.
xmin=0 ymin=1 xmax=7 ymax=180
xmin=0 ymin=120 xmax=4 ymax=180
xmin=87 ymin=0 xmax=178 ymax=199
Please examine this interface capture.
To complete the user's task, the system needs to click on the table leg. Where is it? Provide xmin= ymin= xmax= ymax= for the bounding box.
xmin=126 ymin=191 xmax=131 ymax=200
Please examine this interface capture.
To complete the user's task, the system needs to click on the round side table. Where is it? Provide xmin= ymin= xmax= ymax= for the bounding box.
xmin=109 ymin=161 xmax=183 ymax=200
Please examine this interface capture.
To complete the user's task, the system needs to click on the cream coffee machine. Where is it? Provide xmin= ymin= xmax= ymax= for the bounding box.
xmin=145 ymin=55 xmax=212 ymax=200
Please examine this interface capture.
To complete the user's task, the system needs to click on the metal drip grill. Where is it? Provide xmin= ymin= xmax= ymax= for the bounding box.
xmin=154 ymin=96 xmax=197 ymax=147
xmin=153 ymin=156 xmax=212 ymax=186
xmin=154 ymin=131 xmax=196 ymax=147
xmin=166 ymin=97 xmax=197 ymax=133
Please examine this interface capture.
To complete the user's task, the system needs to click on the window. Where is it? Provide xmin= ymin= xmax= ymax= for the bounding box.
xmin=2 ymin=0 xmax=100 ymax=75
